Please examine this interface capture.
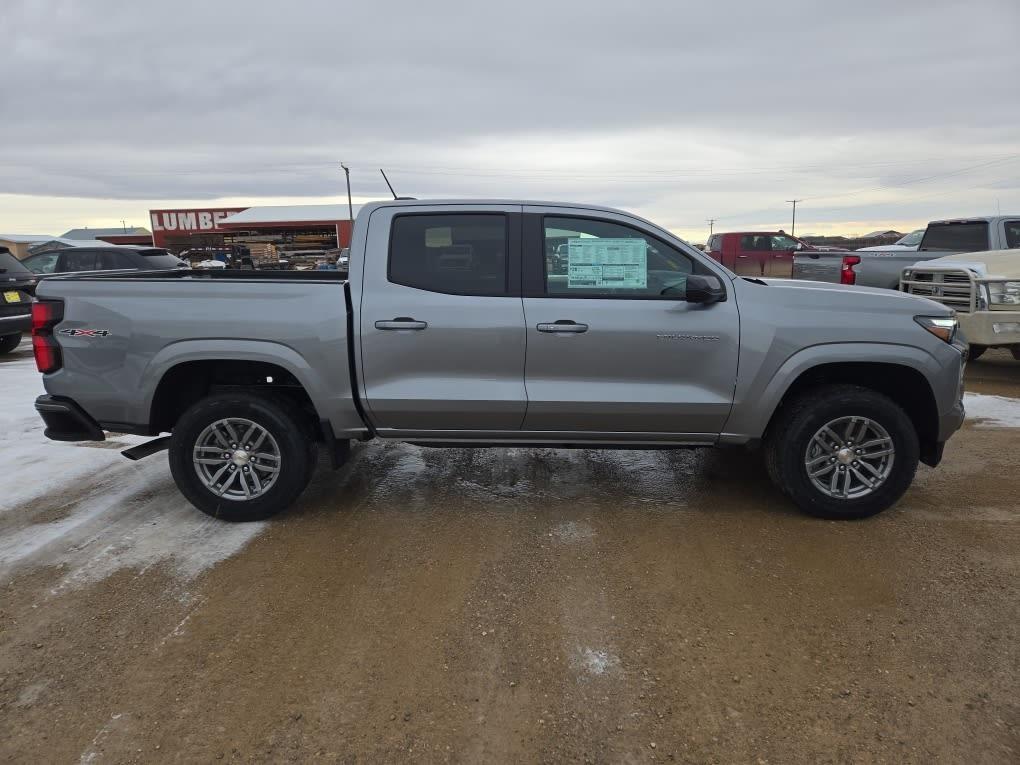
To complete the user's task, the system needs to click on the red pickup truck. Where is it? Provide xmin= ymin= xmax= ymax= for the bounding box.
xmin=705 ymin=232 xmax=841 ymax=278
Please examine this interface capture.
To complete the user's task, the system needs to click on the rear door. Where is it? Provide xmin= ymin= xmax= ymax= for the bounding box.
xmin=520 ymin=207 xmax=740 ymax=437
xmin=358 ymin=204 xmax=527 ymax=433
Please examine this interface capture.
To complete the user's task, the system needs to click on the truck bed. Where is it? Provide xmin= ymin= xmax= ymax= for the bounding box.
xmin=35 ymin=269 xmax=365 ymax=439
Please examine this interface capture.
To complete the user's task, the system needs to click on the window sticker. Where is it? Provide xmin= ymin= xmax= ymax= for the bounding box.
xmin=566 ymin=238 xmax=647 ymax=289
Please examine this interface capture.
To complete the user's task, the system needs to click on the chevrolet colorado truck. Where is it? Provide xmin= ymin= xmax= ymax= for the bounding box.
xmin=32 ymin=200 xmax=966 ymax=521
xmin=793 ymin=216 xmax=1020 ymax=288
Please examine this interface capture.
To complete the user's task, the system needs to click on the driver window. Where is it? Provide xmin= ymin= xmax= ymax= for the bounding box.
xmin=543 ymin=217 xmax=696 ymax=298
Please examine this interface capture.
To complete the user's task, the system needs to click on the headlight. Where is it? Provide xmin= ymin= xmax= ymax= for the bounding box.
xmin=986 ymin=281 xmax=1020 ymax=307
xmin=914 ymin=315 xmax=959 ymax=343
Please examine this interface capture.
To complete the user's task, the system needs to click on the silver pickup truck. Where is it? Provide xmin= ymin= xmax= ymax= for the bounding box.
xmin=31 ymin=199 xmax=966 ymax=522
xmin=793 ymin=216 xmax=1020 ymax=288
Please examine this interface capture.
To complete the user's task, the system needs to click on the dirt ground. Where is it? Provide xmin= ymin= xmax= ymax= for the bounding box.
xmin=1 ymin=346 xmax=1018 ymax=763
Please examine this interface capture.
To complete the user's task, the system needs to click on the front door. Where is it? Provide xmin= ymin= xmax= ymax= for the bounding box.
xmin=735 ymin=235 xmax=769 ymax=276
xmin=521 ymin=208 xmax=740 ymax=437
xmin=359 ymin=205 xmax=527 ymax=433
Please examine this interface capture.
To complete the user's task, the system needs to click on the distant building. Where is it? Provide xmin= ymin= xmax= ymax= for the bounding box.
xmin=59 ymin=227 xmax=153 ymax=246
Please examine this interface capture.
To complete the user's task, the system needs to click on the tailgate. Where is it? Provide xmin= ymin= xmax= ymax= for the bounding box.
xmin=792 ymin=253 xmax=841 ymax=282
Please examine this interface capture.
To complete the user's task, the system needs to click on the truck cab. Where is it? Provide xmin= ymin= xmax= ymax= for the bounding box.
xmin=706 ymin=232 xmax=817 ymax=278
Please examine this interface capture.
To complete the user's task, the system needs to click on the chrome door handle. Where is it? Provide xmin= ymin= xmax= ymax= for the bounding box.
xmin=375 ymin=318 xmax=427 ymax=330
xmin=537 ymin=321 xmax=588 ymax=334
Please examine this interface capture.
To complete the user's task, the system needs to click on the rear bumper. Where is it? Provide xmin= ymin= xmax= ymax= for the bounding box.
xmin=35 ymin=395 xmax=106 ymax=442
xmin=0 ymin=312 xmax=31 ymax=335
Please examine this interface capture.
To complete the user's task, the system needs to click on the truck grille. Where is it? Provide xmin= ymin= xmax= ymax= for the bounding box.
xmin=902 ymin=269 xmax=974 ymax=313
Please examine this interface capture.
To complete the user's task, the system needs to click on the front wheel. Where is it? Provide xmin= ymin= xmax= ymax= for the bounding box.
xmin=764 ymin=384 xmax=919 ymax=520
xmin=168 ymin=392 xmax=317 ymax=521
xmin=0 ymin=333 xmax=22 ymax=355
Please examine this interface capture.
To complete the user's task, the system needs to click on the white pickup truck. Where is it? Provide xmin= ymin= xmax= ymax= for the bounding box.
xmin=901 ymin=248 xmax=1020 ymax=360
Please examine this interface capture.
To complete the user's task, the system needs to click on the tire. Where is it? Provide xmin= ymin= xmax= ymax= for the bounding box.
xmin=0 ymin=333 xmax=22 ymax=355
xmin=168 ymin=392 xmax=317 ymax=521
xmin=764 ymin=384 xmax=919 ymax=520
xmin=968 ymin=345 xmax=987 ymax=361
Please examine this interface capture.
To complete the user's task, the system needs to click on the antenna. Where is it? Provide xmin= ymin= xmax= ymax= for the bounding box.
xmin=340 ymin=162 xmax=354 ymax=236
xmin=380 ymin=169 xmax=398 ymax=200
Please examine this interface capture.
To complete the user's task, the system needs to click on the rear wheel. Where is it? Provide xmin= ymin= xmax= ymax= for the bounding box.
xmin=765 ymin=384 xmax=919 ymax=520
xmin=168 ymin=392 xmax=316 ymax=521
xmin=0 ymin=333 xmax=22 ymax=355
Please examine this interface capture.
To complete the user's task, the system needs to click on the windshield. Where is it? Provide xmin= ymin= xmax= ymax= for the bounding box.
xmin=0 ymin=252 xmax=33 ymax=275
xmin=897 ymin=229 xmax=924 ymax=247
xmin=919 ymin=221 xmax=989 ymax=252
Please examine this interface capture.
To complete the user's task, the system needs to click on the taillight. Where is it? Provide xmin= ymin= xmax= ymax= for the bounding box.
xmin=840 ymin=255 xmax=861 ymax=285
xmin=31 ymin=299 xmax=64 ymax=374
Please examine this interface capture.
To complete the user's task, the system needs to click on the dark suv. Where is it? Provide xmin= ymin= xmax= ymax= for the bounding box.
xmin=21 ymin=246 xmax=186 ymax=277
xmin=0 ymin=247 xmax=36 ymax=355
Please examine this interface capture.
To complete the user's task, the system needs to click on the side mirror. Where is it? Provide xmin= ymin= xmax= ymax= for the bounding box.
xmin=685 ymin=274 xmax=725 ymax=304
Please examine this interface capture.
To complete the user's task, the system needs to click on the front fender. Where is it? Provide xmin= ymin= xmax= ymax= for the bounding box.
xmin=721 ymin=342 xmax=945 ymax=442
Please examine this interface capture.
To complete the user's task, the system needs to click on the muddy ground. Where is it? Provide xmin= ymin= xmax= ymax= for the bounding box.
xmin=1 ymin=345 xmax=1017 ymax=763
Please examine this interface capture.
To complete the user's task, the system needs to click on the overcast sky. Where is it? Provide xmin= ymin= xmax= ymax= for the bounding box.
xmin=2 ymin=0 xmax=1018 ymax=241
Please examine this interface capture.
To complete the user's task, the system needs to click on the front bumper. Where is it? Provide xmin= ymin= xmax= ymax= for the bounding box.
xmin=35 ymin=395 xmax=106 ymax=442
xmin=959 ymin=310 xmax=1020 ymax=347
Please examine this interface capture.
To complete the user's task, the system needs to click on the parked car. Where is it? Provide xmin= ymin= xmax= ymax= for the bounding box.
xmin=21 ymin=246 xmax=186 ymax=277
xmin=794 ymin=216 xmax=1020 ymax=288
xmin=32 ymin=199 xmax=965 ymax=522
xmin=705 ymin=231 xmax=845 ymax=278
xmin=857 ymin=229 xmax=925 ymax=252
xmin=901 ymin=248 xmax=1020 ymax=360
xmin=0 ymin=248 xmax=36 ymax=354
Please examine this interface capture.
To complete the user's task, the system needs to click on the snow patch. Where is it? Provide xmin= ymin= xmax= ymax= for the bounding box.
xmin=0 ymin=344 xmax=265 ymax=586
xmin=964 ymin=392 xmax=1020 ymax=428
xmin=573 ymin=647 xmax=619 ymax=676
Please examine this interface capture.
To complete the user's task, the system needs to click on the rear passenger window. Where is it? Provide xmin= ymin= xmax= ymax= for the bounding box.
xmin=389 ymin=214 xmax=508 ymax=296
xmin=60 ymin=251 xmax=99 ymax=272
xmin=99 ymin=251 xmax=137 ymax=269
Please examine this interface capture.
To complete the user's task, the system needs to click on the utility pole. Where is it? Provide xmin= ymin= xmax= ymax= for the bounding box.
xmin=120 ymin=219 xmax=127 ymax=233
xmin=785 ymin=199 xmax=802 ymax=235
xmin=706 ymin=218 xmax=716 ymax=238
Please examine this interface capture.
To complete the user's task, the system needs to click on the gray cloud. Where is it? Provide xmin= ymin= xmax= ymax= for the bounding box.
xmin=1 ymin=0 xmax=1018 ymax=234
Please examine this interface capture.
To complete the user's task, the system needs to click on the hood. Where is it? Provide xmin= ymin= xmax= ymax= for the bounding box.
xmin=918 ymin=249 xmax=1020 ymax=279
xmin=752 ymin=277 xmax=953 ymax=316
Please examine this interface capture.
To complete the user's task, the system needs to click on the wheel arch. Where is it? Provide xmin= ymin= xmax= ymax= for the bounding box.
xmin=144 ymin=341 xmax=325 ymax=435
xmin=726 ymin=343 xmax=944 ymax=465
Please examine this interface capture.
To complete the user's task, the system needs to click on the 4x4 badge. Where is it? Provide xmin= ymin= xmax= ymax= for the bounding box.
xmin=59 ymin=328 xmax=111 ymax=337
